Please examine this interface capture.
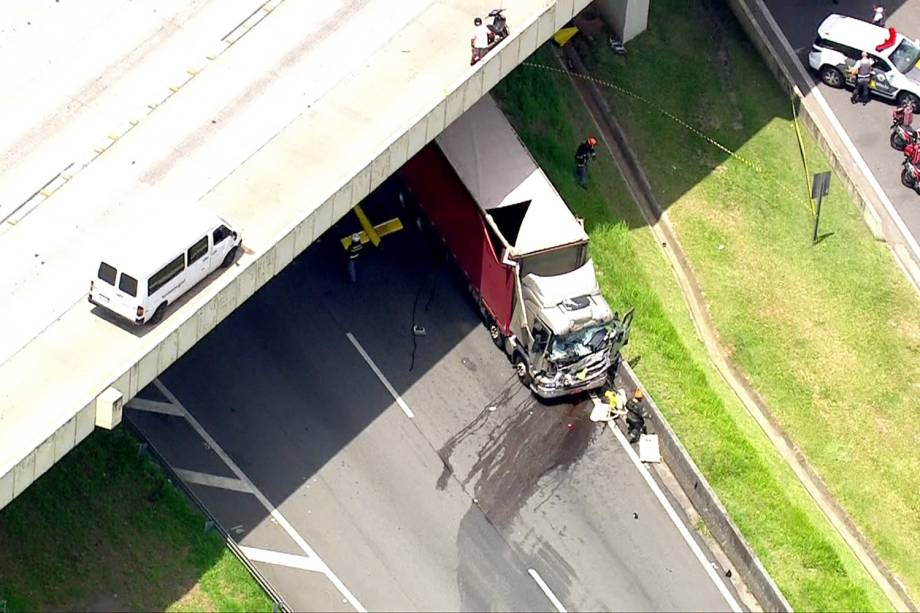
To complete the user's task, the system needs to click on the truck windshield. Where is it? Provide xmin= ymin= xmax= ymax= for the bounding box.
xmin=548 ymin=324 xmax=609 ymax=363
xmin=890 ymin=38 xmax=920 ymax=74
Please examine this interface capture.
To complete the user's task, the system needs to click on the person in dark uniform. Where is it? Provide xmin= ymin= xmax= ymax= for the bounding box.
xmin=346 ymin=232 xmax=363 ymax=283
xmin=574 ymin=136 xmax=598 ymax=188
xmin=625 ymin=387 xmax=648 ymax=443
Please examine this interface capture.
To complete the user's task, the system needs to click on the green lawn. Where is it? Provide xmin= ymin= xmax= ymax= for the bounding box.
xmin=0 ymin=429 xmax=272 ymax=612
xmin=493 ymin=37 xmax=891 ymax=613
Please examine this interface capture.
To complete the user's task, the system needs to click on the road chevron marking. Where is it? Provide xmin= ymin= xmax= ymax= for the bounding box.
xmin=152 ymin=379 xmax=366 ymax=612
xmin=173 ymin=469 xmax=253 ymax=493
xmin=239 ymin=546 xmax=324 ymax=573
xmin=125 ymin=397 xmax=184 ymax=417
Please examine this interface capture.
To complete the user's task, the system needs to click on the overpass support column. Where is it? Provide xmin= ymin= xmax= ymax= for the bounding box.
xmin=595 ymin=0 xmax=648 ymax=43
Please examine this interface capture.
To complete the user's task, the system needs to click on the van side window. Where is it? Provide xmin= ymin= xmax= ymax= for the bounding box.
xmin=98 ymin=262 xmax=117 ymax=285
xmin=187 ymin=236 xmax=209 ymax=264
xmin=118 ymin=274 xmax=138 ymax=297
xmin=149 ymin=255 xmax=185 ymax=295
xmin=213 ymin=225 xmax=231 ymax=244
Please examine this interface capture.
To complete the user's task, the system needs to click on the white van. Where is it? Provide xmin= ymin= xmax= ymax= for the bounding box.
xmin=89 ymin=207 xmax=242 ymax=325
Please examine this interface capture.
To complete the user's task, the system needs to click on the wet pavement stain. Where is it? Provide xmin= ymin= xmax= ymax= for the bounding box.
xmin=445 ymin=380 xmax=603 ymax=611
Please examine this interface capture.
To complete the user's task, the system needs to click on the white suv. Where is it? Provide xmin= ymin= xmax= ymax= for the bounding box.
xmin=809 ymin=14 xmax=920 ymax=108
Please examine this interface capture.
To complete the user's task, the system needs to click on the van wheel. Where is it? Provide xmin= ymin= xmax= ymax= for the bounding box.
xmin=819 ymin=65 xmax=844 ymax=88
xmin=221 ymin=245 xmax=238 ymax=268
xmin=149 ymin=302 xmax=168 ymax=325
xmin=513 ymin=353 xmax=532 ymax=387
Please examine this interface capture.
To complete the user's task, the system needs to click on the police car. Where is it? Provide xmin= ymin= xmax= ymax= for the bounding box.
xmin=808 ymin=14 xmax=920 ymax=108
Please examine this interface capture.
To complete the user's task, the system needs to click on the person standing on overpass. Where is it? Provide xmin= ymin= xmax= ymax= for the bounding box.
xmin=574 ymin=136 xmax=598 ymax=188
xmin=471 ymin=17 xmax=490 ymax=66
xmin=850 ymin=52 xmax=873 ymax=105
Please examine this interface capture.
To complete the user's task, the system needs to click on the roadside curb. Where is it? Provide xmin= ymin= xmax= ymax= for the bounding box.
xmin=558 ymin=44 xmax=789 ymax=613
xmin=613 ymin=362 xmax=792 ymax=613
xmin=727 ymin=0 xmax=920 ymax=297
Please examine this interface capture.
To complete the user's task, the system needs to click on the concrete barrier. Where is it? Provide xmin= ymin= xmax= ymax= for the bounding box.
xmin=615 ymin=363 xmax=793 ymax=612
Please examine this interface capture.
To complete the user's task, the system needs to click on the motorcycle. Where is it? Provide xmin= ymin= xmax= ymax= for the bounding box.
xmin=901 ymin=158 xmax=920 ymax=193
xmin=890 ymin=102 xmax=916 ymax=150
xmin=487 ymin=8 xmax=509 ymax=44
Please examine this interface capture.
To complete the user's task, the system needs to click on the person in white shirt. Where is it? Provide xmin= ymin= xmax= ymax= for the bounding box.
xmin=872 ymin=4 xmax=886 ymax=28
xmin=471 ymin=17 xmax=490 ymax=65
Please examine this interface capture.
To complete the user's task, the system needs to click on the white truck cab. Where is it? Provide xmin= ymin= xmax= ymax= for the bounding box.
xmin=809 ymin=14 xmax=920 ymax=108
xmin=89 ymin=207 xmax=241 ymax=326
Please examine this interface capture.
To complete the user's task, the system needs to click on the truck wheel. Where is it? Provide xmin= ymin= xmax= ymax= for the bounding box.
xmin=148 ymin=302 xmax=168 ymax=325
xmin=902 ymin=167 xmax=915 ymax=189
xmin=489 ymin=324 xmax=505 ymax=351
xmin=513 ymin=354 xmax=532 ymax=387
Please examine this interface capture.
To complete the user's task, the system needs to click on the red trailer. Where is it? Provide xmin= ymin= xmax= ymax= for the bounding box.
xmin=399 ymin=95 xmax=627 ymax=398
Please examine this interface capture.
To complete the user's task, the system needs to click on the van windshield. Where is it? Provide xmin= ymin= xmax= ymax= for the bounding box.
xmin=890 ymin=39 xmax=920 ymax=74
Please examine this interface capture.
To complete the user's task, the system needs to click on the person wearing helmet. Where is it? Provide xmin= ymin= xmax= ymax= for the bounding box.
xmin=625 ymin=387 xmax=647 ymax=443
xmin=471 ymin=17 xmax=490 ymax=66
xmin=574 ymin=136 xmax=598 ymax=188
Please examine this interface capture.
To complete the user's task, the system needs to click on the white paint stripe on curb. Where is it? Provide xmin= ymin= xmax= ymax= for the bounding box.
xmin=239 ymin=546 xmax=324 ymax=573
xmin=174 ymin=468 xmax=253 ymax=493
xmin=591 ymin=396 xmax=742 ymax=613
xmin=527 ymin=568 xmax=567 ymax=613
xmin=153 ymin=379 xmax=366 ymax=612
xmin=346 ymin=332 xmax=415 ymax=419
xmin=126 ymin=397 xmax=185 ymax=417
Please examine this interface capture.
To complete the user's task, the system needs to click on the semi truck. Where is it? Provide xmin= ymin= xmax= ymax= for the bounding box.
xmin=399 ymin=95 xmax=632 ymax=398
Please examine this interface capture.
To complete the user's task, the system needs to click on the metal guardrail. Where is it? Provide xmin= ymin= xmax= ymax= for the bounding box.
xmin=123 ymin=419 xmax=290 ymax=613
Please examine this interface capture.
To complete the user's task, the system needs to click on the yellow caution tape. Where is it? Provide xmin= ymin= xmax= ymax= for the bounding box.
xmin=523 ymin=62 xmax=813 ymax=215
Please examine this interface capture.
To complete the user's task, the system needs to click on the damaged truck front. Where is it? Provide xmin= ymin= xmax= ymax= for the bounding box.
xmin=400 ymin=95 xmax=632 ymax=398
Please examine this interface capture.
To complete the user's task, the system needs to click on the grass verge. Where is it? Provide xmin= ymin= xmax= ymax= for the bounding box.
xmin=572 ymin=0 xmax=920 ymax=604
xmin=0 ymin=428 xmax=272 ymax=612
xmin=494 ymin=41 xmax=890 ymax=612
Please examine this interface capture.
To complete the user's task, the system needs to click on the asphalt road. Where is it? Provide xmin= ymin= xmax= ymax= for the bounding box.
xmin=129 ymin=181 xmax=737 ymax=611
xmin=763 ymin=0 xmax=920 ymax=245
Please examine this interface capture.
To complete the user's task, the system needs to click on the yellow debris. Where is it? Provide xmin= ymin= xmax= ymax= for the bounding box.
xmin=553 ymin=27 xmax=579 ymax=47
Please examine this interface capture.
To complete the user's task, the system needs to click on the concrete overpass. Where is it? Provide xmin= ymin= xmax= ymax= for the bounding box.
xmin=0 ymin=0 xmax=627 ymax=510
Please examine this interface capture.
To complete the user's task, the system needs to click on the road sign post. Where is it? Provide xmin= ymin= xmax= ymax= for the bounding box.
xmin=811 ymin=171 xmax=831 ymax=244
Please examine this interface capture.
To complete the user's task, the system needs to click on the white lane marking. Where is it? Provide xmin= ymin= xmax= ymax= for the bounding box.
xmin=174 ymin=468 xmax=253 ymax=494
xmin=346 ymin=332 xmax=415 ymax=419
xmin=153 ymin=379 xmax=366 ymax=613
xmin=126 ymin=397 xmax=184 ymax=417
xmin=527 ymin=568 xmax=567 ymax=613
xmin=593 ymin=397 xmax=742 ymax=612
xmin=239 ymin=546 xmax=324 ymax=573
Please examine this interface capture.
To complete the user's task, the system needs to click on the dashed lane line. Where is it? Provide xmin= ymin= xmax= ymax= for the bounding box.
xmin=1 ymin=0 xmax=286 ymax=231
xmin=153 ymin=378 xmax=367 ymax=612
xmin=346 ymin=331 xmax=415 ymax=419
xmin=527 ymin=568 xmax=567 ymax=613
